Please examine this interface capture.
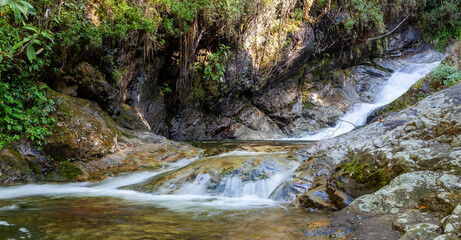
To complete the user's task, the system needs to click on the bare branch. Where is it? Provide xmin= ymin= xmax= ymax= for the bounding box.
xmin=362 ymin=16 xmax=409 ymax=42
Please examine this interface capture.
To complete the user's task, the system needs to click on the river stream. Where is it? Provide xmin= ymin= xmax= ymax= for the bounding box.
xmin=0 ymin=141 xmax=333 ymax=240
xmin=0 ymin=49 xmax=443 ymax=239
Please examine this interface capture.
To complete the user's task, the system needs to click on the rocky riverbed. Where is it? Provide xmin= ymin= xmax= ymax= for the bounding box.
xmin=285 ymin=82 xmax=461 ymax=239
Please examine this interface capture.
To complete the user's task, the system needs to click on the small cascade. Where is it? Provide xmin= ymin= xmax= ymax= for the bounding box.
xmin=0 ymin=150 xmax=300 ymax=210
xmin=130 ymin=150 xmax=300 ymax=202
xmin=296 ymin=59 xmax=441 ymax=141
xmin=174 ymin=170 xmax=293 ymax=199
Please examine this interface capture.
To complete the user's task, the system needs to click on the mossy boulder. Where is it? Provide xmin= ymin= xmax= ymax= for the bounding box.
xmin=45 ymin=91 xmax=119 ymax=162
xmin=0 ymin=148 xmax=34 ymax=184
xmin=52 ymin=62 xmax=121 ymax=115
xmin=340 ymin=150 xmax=409 ymax=190
xmin=113 ymin=104 xmax=150 ymax=131
xmin=71 ymin=132 xmax=204 ymax=181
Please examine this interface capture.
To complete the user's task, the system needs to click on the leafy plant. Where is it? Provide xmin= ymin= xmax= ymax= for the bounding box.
xmin=432 ymin=64 xmax=461 ymax=87
xmin=203 ymin=44 xmax=230 ymax=83
xmin=0 ymin=0 xmax=56 ymax=149
xmin=160 ymin=83 xmax=172 ymax=94
xmin=0 ymin=0 xmax=36 ymax=23
xmin=421 ymin=0 xmax=461 ymax=49
xmin=0 ymin=82 xmax=56 ymax=149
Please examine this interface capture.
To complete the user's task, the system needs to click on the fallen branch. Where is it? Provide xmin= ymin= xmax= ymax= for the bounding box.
xmin=362 ymin=16 xmax=409 ymax=42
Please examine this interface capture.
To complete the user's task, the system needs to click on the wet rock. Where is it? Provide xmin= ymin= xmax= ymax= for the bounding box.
xmin=129 ymin=151 xmax=298 ymax=197
xmin=170 ymin=108 xmax=219 ymax=140
xmin=225 ymin=106 xmax=286 ymax=140
xmin=253 ymin=77 xmax=303 ymax=125
xmin=352 ymin=172 xmax=461 ymax=213
xmin=299 ymin=186 xmax=337 ymax=211
xmin=392 ymin=209 xmax=440 ymax=233
xmin=336 ymin=213 xmax=402 ymax=240
xmin=113 ymin=104 xmax=151 ymax=131
xmin=399 ymin=223 xmax=440 ymax=240
xmin=124 ymin=58 xmax=169 ymax=136
xmin=433 ymin=234 xmax=460 ymax=240
xmin=386 ymin=25 xmax=420 ymax=56
xmin=326 ymin=182 xmax=354 ymax=210
xmin=349 ymin=64 xmax=390 ymax=103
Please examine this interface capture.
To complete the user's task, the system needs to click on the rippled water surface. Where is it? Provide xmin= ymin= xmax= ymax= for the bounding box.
xmin=0 ymin=196 xmax=330 ymax=239
xmin=0 ymin=141 xmax=331 ymax=240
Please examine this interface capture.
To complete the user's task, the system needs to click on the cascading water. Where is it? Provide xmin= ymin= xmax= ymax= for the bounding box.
xmin=295 ymin=58 xmax=441 ymax=141
xmin=0 ymin=51 xmax=445 ymax=239
xmin=0 ymin=150 xmax=299 ymax=211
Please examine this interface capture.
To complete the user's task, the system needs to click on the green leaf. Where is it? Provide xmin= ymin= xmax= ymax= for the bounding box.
xmin=12 ymin=39 xmax=26 ymax=51
xmin=0 ymin=0 xmax=7 ymax=7
xmin=35 ymin=48 xmax=44 ymax=55
xmin=26 ymin=44 xmax=36 ymax=63
xmin=37 ymin=93 xmax=47 ymax=101
xmin=0 ymin=55 xmax=3 ymax=62
xmin=15 ymin=2 xmax=28 ymax=18
xmin=24 ymin=25 xmax=38 ymax=32
xmin=23 ymin=1 xmax=36 ymax=15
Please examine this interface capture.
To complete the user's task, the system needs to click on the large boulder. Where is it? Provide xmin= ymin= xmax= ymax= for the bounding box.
xmin=0 ymin=148 xmax=34 ymax=184
xmin=53 ymin=62 xmax=122 ymax=115
xmin=44 ymin=91 xmax=120 ymax=162
xmin=70 ymin=132 xmax=203 ymax=181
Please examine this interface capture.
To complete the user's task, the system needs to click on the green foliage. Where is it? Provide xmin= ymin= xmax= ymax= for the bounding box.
xmin=50 ymin=0 xmax=160 ymax=52
xmin=343 ymin=0 xmax=385 ymax=39
xmin=160 ymin=0 xmax=253 ymax=36
xmin=421 ymin=0 xmax=461 ymax=49
xmin=0 ymin=0 xmax=36 ymax=23
xmin=0 ymin=0 xmax=56 ymax=149
xmin=159 ymin=82 xmax=172 ymax=94
xmin=432 ymin=64 xmax=461 ymax=87
xmin=203 ymin=44 xmax=230 ymax=83
xmin=0 ymin=82 xmax=56 ymax=149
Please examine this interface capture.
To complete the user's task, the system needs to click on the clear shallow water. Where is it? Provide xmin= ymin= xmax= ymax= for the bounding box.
xmin=0 ymin=197 xmax=330 ymax=240
xmin=293 ymin=60 xmax=441 ymax=140
xmin=0 ymin=141 xmax=330 ymax=239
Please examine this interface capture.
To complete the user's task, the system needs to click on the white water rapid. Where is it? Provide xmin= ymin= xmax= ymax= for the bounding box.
xmin=0 ymin=151 xmax=299 ymax=211
xmin=296 ymin=60 xmax=441 ymax=141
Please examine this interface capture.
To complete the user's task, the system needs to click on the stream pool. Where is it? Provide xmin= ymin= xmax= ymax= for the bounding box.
xmin=0 ymin=141 xmax=333 ymax=240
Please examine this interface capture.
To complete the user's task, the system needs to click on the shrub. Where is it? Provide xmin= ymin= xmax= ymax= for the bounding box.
xmin=432 ymin=64 xmax=461 ymax=87
xmin=0 ymin=0 xmax=56 ymax=149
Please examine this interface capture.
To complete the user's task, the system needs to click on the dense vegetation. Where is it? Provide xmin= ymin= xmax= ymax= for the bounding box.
xmin=0 ymin=0 xmax=460 ymax=149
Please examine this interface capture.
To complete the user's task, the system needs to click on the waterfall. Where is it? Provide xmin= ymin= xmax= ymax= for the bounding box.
xmin=296 ymin=60 xmax=441 ymax=141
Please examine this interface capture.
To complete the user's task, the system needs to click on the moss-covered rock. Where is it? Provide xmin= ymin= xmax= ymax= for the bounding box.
xmin=113 ymin=104 xmax=150 ymax=131
xmin=70 ymin=132 xmax=203 ymax=181
xmin=341 ymin=150 xmax=409 ymax=189
xmin=0 ymin=147 xmax=33 ymax=184
xmin=52 ymin=62 xmax=121 ymax=115
xmin=57 ymin=161 xmax=84 ymax=180
xmin=44 ymin=91 xmax=120 ymax=162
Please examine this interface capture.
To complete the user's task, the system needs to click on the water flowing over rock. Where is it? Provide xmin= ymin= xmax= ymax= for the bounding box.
xmin=292 ymin=46 xmax=443 ymax=140
xmin=128 ymin=151 xmax=299 ymax=199
xmin=285 ymin=83 xmax=460 ymax=238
